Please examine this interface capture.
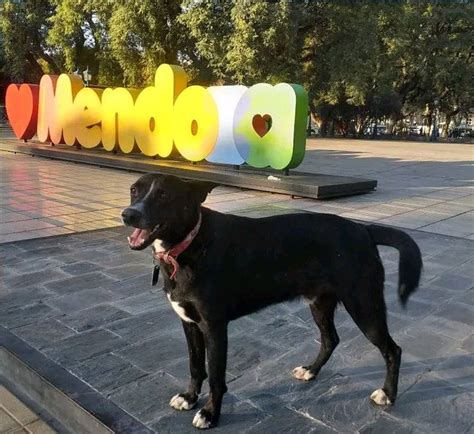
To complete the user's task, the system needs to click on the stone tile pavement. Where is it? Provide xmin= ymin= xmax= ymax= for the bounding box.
xmin=1 ymin=136 xmax=473 ymax=244
xmin=0 ymin=217 xmax=472 ymax=433
xmin=0 ymin=385 xmax=56 ymax=433
xmin=300 ymin=139 xmax=473 ymax=238
xmin=0 ymin=135 xmax=473 ymax=432
xmin=0 ymin=151 xmax=134 ymax=244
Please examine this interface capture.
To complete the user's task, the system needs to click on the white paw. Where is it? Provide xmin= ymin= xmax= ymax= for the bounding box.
xmin=292 ymin=366 xmax=315 ymax=381
xmin=169 ymin=394 xmax=195 ymax=411
xmin=370 ymin=388 xmax=392 ymax=406
xmin=192 ymin=410 xmax=211 ymax=429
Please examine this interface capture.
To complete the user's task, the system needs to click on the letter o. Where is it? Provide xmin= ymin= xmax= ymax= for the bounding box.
xmin=172 ymin=86 xmax=218 ymax=161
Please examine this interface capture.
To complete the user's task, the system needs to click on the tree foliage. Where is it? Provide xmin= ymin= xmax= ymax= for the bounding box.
xmin=0 ymin=0 xmax=472 ymax=134
xmin=0 ymin=0 xmax=59 ymax=82
xmin=107 ymin=0 xmax=183 ymax=86
xmin=47 ymin=0 xmax=122 ymax=85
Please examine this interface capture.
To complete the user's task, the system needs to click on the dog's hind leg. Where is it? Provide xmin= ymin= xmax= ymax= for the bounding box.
xmin=293 ymin=294 xmax=339 ymax=381
xmin=170 ymin=321 xmax=207 ymax=411
xmin=343 ymin=292 xmax=402 ymax=406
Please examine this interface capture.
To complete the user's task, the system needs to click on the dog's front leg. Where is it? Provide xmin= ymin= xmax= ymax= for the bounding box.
xmin=170 ymin=321 xmax=207 ymax=411
xmin=192 ymin=323 xmax=228 ymax=429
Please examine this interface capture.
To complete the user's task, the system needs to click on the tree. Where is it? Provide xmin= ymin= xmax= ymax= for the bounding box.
xmin=108 ymin=0 xmax=183 ymax=87
xmin=380 ymin=2 xmax=474 ymax=135
xmin=0 ymin=35 xmax=8 ymax=83
xmin=180 ymin=0 xmax=305 ymax=85
xmin=1 ymin=0 xmax=471 ymax=138
xmin=0 ymin=0 xmax=60 ymax=82
xmin=300 ymin=3 xmax=399 ymax=136
xmin=48 ymin=0 xmax=184 ymax=87
xmin=178 ymin=0 xmax=233 ymax=83
xmin=225 ymin=1 xmax=304 ymax=84
xmin=48 ymin=0 xmax=125 ymax=86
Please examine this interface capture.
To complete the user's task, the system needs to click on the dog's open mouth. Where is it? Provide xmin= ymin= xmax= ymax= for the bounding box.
xmin=127 ymin=224 xmax=161 ymax=250
xmin=127 ymin=228 xmax=151 ymax=249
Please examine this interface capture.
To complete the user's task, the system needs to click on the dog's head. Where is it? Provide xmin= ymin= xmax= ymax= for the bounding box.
xmin=121 ymin=174 xmax=216 ymax=250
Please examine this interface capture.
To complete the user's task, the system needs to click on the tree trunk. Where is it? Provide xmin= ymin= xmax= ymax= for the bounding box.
xmin=38 ymin=51 xmax=61 ymax=74
xmin=442 ymin=114 xmax=451 ymax=138
xmin=386 ymin=115 xmax=397 ymax=135
xmin=427 ymin=111 xmax=433 ymax=133
xmin=320 ymin=117 xmax=329 ymax=137
xmin=25 ymin=52 xmax=46 ymax=82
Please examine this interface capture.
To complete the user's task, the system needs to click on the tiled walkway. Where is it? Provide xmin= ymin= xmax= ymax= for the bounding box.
xmin=0 ymin=134 xmax=472 ymax=432
xmin=299 ymin=139 xmax=473 ymax=238
xmin=1 ymin=137 xmax=473 ymax=244
xmin=0 ymin=152 xmax=133 ymax=243
xmin=1 ymin=223 xmax=472 ymax=433
xmin=0 ymin=386 xmax=55 ymax=433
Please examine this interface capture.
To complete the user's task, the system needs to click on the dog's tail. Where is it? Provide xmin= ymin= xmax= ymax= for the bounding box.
xmin=368 ymin=224 xmax=422 ymax=307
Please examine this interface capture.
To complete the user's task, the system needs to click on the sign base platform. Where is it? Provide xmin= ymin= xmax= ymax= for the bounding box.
xmin=0 ymin=140 xmax=377 ymax=199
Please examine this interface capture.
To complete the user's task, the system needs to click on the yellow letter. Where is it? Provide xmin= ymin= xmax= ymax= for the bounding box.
xmin=101 ymin=87 xmax=139 ymax=153
xmin=134 ymin=64 xmax=187 ymax=157
xmin=172 ymin=86 xmax=218 ymax=161
xmin=73 ymin=87 xmax=103 ymax=148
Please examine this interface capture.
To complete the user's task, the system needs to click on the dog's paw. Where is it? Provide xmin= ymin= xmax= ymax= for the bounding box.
xmin=170 ymin=393 xmax=196 ymax=411
xmin=370 ymin=388 xmax=392 ymax=406
xmin=192 ymin=409 xmax=213 ymax=429
xmin=292 ymin=366 xmax=315 ymax=381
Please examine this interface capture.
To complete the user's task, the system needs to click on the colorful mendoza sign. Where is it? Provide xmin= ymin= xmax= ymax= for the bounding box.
xmin=5 ymin=64 xmax=308 ymax=170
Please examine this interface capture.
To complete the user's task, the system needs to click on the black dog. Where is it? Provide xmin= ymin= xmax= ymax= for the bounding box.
xmin=122 ymin=174 xmax=422 ymax=430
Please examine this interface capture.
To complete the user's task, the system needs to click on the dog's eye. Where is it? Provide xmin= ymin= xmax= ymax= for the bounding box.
xmin=130 ymin=187 xmax=137 ymax=196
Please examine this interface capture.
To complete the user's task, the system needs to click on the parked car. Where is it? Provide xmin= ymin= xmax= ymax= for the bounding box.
xmin=449 ymin=127 xmax=473 ymax=138
xmin=409 ymin=126 xmax=423 ymax=135
xmin=364 ymin=125 xmax=387 ymax=136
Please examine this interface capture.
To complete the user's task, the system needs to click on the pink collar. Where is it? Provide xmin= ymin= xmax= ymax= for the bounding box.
xmin=153 ymin=213 xmax=202 ymax=280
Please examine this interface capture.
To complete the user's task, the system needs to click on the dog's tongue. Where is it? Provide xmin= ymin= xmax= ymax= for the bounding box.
xmin=128 ymin=228 xmax=151 ymax=248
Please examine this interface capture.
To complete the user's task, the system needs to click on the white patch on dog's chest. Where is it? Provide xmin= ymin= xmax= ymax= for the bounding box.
xmin=167 ymin=294 xmax=195 ymax=323
xmin=152 ymin=239 xmax=166 ymax=253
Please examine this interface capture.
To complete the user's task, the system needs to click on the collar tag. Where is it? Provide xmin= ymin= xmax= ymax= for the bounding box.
xmin=151 ymin=263 xmax=160 ymax=286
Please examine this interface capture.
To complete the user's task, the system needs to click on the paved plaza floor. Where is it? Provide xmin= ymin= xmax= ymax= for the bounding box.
xmin=0 ymin=135 xmax=473 ymax=433
xmin=0 ymin=385 xmax=56 ymax=433
xmin=0 ymin=135 xmax=472 ymax=244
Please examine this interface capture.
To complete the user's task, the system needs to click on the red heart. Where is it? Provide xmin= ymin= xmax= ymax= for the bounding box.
xmin=5 ymin=83 xmax=39 ymax=139
xmin=252 ymin=114 xmax=272 ymax=138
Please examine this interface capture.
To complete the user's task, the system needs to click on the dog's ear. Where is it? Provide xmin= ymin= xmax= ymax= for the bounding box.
xmin=186 ymin=180 xmax=217 ymax=203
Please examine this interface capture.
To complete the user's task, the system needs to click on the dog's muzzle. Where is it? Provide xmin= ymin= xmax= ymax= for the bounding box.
xmin=122 ymin=205 xmax=159 ymax=250
xmin=122 ymin=207 xmax=143 ymax=227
